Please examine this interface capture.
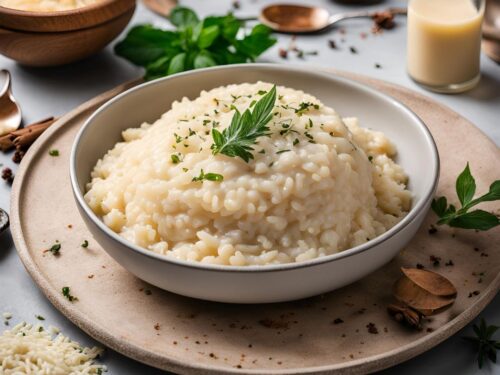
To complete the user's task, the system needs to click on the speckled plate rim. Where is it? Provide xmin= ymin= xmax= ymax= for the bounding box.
xmin=10 ymin=70 xmax=500 ymax=374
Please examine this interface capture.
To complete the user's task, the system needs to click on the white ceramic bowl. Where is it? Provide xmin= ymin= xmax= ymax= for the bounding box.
xmin=70 ymin=64 xmax=439 ymax=303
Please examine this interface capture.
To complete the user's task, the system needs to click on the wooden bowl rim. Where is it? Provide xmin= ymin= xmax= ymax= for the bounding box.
xmin=0 ymin=0 xmax=136 ymax=32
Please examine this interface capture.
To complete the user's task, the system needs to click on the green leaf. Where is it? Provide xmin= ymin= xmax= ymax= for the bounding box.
xmin=471 ymin=180 xmax=500 ymax=205
xmin=251 ymin=85 xmax=276 ymax=126
xmin=145 ymin=56 xmax=170 ymax=81
xmin=432 ymin=197 xmax=448 ymax=217
xmin=114 ymin=25 xmax=179 ymax=66
xmin=168 ymin=53 xmax=186 ymax=75
xmin=170 ymin=7 xmax=199 ymax=28
xmin=193 ymin=52 xmax=216 ymax=69
xmin=192 ymin=169 xmax=223 ymax=182
xmin=448 ymin=210 xmax=500 ymax=231
xmin=197 ymin=25 xmax=220 ymax=49
xmin=212 ymin=86 xmax=276 ymax=162
xmin=456 ymin=163 xmax=476 ymax=207
xmin=251 ymin=23 xmax=272 ymax=35
xmin=235 ymin=32 xmax=277 ymax=60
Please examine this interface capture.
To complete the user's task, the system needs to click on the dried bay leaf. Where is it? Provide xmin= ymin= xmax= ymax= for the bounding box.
xmin=401 ymin=267 xmax=457 ymax=296
xmin=394 ymin=275 xmax=455 ymax=316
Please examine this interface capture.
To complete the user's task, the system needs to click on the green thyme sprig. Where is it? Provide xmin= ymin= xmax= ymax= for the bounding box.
xmin=463 ymin=318 xmax=500 ymax=369
xmin=432 ymin=163 xmax=500 ymax=231
xmin=211 ymin=85 xmax=276 ymax=162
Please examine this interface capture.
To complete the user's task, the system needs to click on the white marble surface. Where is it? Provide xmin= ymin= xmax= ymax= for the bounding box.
xmin=0 ymin=1 xmax=499 ymax=374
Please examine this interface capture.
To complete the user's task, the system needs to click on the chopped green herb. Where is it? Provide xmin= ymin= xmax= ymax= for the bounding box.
xmin=202 ymin=119 xmax=211 ymax=126
xmin=48 ymin=149 xmax=59 ymax=157
xmin=249 ymin=100 xmax=257 ymax=108
xmin=257 ymin=90 xmax=268 ymax=95
xmin=62 ymin=287 xmax=78 ymax=302
xmin=276 ymin=149 xmax=291 ymax=154
xmin=174 ymin=133 xmax=183 ymax=143
xmin=211 ymin=86 xmax=276 ymax=162
xmin=35 ymin=315 xmax=45 ymax=321
xmin=432 ymin=163 xmax=500 ymax=231
xmin=258 ymin=149 xmax=266 ymax=154
xmin=81 ymin=240 xmax=89 ymax=248
xmin=368 ymin=156 xmax=373 ymax=162
xmin=295 ymin=102 xmax=319 ymax=116
xmin=182 ymin=167 xmax=189 ymax=172
xmin=188 ymin=128 xmax=196 ymax=137
xmin=38 ymin=326 xmax=44 ymax=332
xmin=192 ymin=169 xmax=224 ymax=183
xmin=49 ymin=243 xmax=61 ymax=255
xmin=293 ymin=138 xmax=300 ymax=146
xmin=171 ymin=154 xmax=181 ymax=164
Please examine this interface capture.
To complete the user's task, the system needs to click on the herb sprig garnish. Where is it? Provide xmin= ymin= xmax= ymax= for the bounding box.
xmin=211 ymin=86 xmax=276 ymax=162
xmin=192 ymin=169 xmax=224 ymax=183
xmin=463 ymin=318 xmax=500 ymax=369
xmin=432 ymin=163 xmax=500 ymax=231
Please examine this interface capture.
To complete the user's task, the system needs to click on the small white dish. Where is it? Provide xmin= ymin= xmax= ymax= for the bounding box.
xmin=70 ymin=64 xmax=439 ymax=303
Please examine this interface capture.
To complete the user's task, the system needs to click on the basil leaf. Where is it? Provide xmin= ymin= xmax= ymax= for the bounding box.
xmin=145 ymin=56 xmax=170 ymax=80
xmin=198 ymin=25 xmax=220 ymax=49
xmin=194 ymin=52 xmax=216 ymax=69
xmin=168 ymin=53 xmax=186 ymax=75
xmin=456 ymin=163 xmax=476 ymax=207
xmin=170 ymin=7 xmax=199 ymax=28
xmin=235 ymin=32 xmax=277 ymax=60
xmin=448 ymin=210 xmax=500 ymax=231
xmin=114 ymin=25 xmax=179 ymax=66
xmin=431 ymin=196 xmax=447 ymax=217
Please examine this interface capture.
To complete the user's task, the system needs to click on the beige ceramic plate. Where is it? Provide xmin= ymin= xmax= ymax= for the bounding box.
xmin=10 ymin=71 xmax=500 ymax=374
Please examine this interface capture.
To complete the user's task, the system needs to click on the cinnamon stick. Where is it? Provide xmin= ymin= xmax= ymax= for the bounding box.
xmin=0 ymin=117 xmax=56 ymax=152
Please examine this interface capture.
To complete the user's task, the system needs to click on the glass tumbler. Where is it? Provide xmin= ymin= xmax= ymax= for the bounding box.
xmin=407 ymin=0 xmax=485 ymax=93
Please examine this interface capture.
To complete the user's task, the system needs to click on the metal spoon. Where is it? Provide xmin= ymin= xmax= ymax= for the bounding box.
xmin=259 ymin=4 xmax=407 ymax=34
xmin=0 ymin=70 xmax=22 ymax=137
xmin=0 ymin=207 xmax=8 ymax=236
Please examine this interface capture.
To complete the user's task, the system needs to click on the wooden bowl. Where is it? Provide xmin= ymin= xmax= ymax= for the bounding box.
xmin=0 ymin=0 xmax=136 ymax=66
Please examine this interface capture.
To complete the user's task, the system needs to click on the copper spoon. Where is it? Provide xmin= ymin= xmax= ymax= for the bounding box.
xmin=0 ymin=70 xmax=21 ymax=137
xmin=142 ymin=0 xmax=177 ymax=17
xmin=259 ymin=4 xmax=407 ymax=34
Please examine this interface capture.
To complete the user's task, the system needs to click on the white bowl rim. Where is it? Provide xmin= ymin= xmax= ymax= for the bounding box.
xmin=70 ymin=63 xmax=440 ymax=274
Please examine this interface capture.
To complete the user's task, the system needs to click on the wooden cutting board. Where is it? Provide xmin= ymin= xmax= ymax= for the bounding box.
xmin=10 ymin=70 xmax=500 ymax=374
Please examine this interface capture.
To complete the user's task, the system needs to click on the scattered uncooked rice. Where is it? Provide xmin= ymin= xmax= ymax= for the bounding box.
xmin=86 ymin=82 xmax=412 ymax=266
xmin=0 ymin=0 xmax=102 ymax=12
xmin=0 ymin=321 xmax=104 ymax=374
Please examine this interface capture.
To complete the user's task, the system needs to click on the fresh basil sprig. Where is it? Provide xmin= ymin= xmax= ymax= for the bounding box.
xmin=114 ymin=6 xmax=276 ymax=80
xmin=463 ymin=318 xmax=500 ymax=369
xmin=432 ymin=163 xmax=500 ymax=230
xmin=211 ymin=86 xmax=276 ymax=162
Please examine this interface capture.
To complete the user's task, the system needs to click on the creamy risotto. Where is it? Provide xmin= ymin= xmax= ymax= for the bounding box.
xmin=0 ymin=0 xmax=102 ymax=11
xmin=85 ymin=82 xmax=411 ymax=266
